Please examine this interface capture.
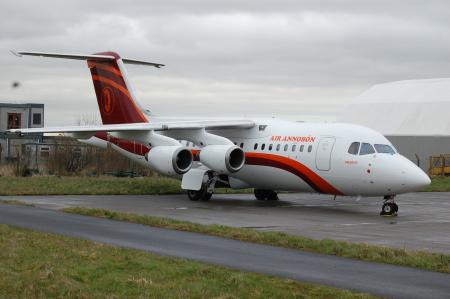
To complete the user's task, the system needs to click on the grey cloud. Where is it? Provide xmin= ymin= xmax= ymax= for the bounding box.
xmin=1 ymin=1 xmax=449 ymax=125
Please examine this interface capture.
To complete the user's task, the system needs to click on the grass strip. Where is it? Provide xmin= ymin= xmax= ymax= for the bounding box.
xmin=62 ymin=207 xmax=450 ymax=274
xmin=0 ymin=199 xmax=35 ymax=207
xmin=423 ymin=176 xmax=450 ymax=192
xmin=0 ymin=176 xmax=251 ymax=195
xmin=0 ymin=224 xmax=375 ymax=298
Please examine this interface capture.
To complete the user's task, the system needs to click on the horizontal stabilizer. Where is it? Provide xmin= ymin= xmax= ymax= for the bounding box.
xmin=11 ymin=50 xmax=164 ymax=68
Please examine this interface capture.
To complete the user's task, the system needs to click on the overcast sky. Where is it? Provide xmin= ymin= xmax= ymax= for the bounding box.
xmin=1 ymin=0 xmax=450 ymax=125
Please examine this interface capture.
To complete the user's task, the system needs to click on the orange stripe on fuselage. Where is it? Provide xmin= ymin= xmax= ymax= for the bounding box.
xmin=245 ymin=152 xmax=343 ymax=195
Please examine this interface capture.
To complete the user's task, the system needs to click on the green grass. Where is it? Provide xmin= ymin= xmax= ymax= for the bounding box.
xmin=0 ymin=176 xmax=182 ymax=195
xmin=0 ymin=199 xmax=35 ymax=207
xmin=62 ymin=207 xmax=450 ymax=274
xmin=0 ymin=175 xmax=446 ymax=195
xmin=0 ymin=224 xmax=375 ymax=299
xmin=423 ymin=176 xmax=450 ymax=192
xmin=0 ymin=176 xmax=251 ymax=195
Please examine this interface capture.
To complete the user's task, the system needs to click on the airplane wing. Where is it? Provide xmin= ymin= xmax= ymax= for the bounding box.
xmin=8 ymin=119 xmax=255 ymax=134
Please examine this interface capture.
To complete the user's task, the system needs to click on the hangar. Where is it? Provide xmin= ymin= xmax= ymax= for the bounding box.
xmin=338 ymin=78 xmax=450 ymax=172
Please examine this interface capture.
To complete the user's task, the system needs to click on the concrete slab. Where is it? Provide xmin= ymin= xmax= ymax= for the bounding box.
xmin=1 ymin=192 xmax=449 ymax=253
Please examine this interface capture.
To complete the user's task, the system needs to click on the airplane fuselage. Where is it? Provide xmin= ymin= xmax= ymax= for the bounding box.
xmin=90 ymin=118 xmax=430 ymax=197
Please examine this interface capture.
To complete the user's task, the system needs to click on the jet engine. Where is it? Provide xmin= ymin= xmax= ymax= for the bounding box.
xmin=145 ymin=146 xmax=193 ymax=176
xmin=199 ymin=145 xmax=245 ymax=174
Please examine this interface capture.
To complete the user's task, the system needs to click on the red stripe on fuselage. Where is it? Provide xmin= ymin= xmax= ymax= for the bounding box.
xmin=92 ymin=135 xmax=341 ymax=195
xmin=245 ymin=152 xmax=342 ymax=195
xmin=95 ymin=133 xmax=150 ymax=156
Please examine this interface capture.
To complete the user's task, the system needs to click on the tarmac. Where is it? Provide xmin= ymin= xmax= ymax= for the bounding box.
xmin=1 ymin=204 xmax=449 ymax=299
xmin=1 ymin=192 xmax=449 ymax=253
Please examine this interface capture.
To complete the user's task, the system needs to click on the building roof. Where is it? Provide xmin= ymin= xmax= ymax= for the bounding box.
xmin=0 ymin=103 xmax=44 ymax=108
xmin=338 ymin=78 xmax=450 ymax=136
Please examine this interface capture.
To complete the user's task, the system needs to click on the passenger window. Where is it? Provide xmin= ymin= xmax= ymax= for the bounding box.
xmin=261 ymin=144 xmax=266 ymax=150
xmin=284 ymin=144 xmax=288 ymax=151
xmin=254 ymin=143 xmax=258 ymax=150
xmin=300 ymin=145 xmax=304 ymax=152
xmin=359 ymin=143 xmax=376 ymax=155
xmin=308 ymin=145 xmax=312 ymax=152
xmin=374 ymin=144 xmax=395 ymax=154
xmin=269 ymin=144 xmax=273 ymax=151
xmin=240 ymin=142 xmax=244 ymax=149
xmin=348 ymin=142 xmax=360 ymax=155
xmin=276 ymin=144 xmax=280 ymax=151
xmin=292 ymin=144 xmax=296 ymax=151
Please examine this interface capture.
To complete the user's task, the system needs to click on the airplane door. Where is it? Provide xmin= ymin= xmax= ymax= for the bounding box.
xmin=315 ymin=137 xmax=335 ymax=171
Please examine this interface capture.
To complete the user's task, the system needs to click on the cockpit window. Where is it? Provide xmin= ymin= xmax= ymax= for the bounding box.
xmin=359 ymin=143 xmax=376 ymax=155
xmin=374 ymin=144 xmax=396 ymax=154
xmin=348 ymin=142 xmax=360 ymax=155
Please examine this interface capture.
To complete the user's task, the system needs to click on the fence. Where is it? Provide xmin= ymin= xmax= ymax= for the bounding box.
xmin=429 ymin=154 xmax=450 ymax=176
xmin=0 ymin=138 xmax=153 ymax=177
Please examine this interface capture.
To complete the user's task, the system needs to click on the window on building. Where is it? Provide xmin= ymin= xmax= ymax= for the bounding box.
xmin=32 ymin=113 xmax=42 ymax=125
xmin=348 ymin=142 xmax=360 ymax=155
xmin=308 ymin=145 xmax=313 ymax=152
xmin=269 ymin=144 xmax=273 ymax=151
xmin=40 ymin=146 xmax=50 ymax=158
xmin=300 ymin=145 xmax=304 ymax=152
xmin=359 ymin=143 xmax=376 ymax=155
xmin=284 ymin=144 xmax=288 ymax=151
xmin=292 ymin=144 xmax=296 ymax=151
xmin=276 ymin=144 xmax=280 ymax=151
xmin=254 ymin=143 xmax=258 ymax=150
xmin=7 ymin=113 xmax=21 ymax=129
xmin=261 ymin=144 xmax=266 ymax=150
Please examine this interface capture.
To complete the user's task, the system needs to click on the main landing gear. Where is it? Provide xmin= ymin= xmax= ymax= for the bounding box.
xmin=254 ymin=189 xmax=279 ymax=201
xmin=187 ymin=171 xmax=216 ymax=201
xmin=380 ymin=195 xmax=398 ymax=216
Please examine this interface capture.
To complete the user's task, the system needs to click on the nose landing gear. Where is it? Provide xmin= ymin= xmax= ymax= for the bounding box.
xmin=380 ymin=195 xmax=398 ymax=216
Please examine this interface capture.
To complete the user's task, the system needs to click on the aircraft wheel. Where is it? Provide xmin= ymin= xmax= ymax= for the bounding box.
xmin=254 ymin=189 xmax=267 ymax=200
xmin=187 ymin=187 xmax=212 ymax=201
xmin=392 ymin=202 xmax=399 ymax=213
xmin=380 ymin=203 xmax=397 ymax=216
xmin=254 ymin=189 xmax=279 ymax=201
xmin=187 ymin=190 xmax=202 ymax=201
xmin=267 ymin=191 xmax=279 ymax=201
xmin=201 ymin=191 xmax=213 ymax=201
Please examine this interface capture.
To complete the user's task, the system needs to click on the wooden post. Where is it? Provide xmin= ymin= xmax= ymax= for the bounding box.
xmin=429 ymin=156 xmax=432 ymax=175
xmin=441 ymin=155 xmax=445 ymax=176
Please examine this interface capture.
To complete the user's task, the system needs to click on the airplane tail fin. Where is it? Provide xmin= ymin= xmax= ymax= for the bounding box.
xmin=11 ymin=50 xmax=164 ymax=124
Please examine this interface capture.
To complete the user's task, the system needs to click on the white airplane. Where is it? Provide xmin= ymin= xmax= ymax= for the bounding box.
xmin=9 ymin=51 xmax=431 ymax=216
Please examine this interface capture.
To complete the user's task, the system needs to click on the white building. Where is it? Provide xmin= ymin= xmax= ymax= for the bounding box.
xmin=0 ymin=103 xmax=44 ymax=162
xmin=338 ymin=78 xmax=450 ymax=172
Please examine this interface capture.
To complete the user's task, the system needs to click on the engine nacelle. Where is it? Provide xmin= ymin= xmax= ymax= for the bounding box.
xmin=199 ymin=145 xmax=245 ymax=174
xmin=145 ymin=146 xmax=193 ymax=176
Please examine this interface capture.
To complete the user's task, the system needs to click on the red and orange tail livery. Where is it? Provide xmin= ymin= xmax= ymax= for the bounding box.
xmin=87 ymin=52 xmax=148 ymax=124
xmin=10 ymin=50 xmax=164 ymax=125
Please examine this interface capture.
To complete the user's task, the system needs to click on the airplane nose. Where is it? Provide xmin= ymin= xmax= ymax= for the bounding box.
xmin=404 ymin=163 xmax=431 ymax=191
xmin=412 ymin=168 xmax=431 ymax=189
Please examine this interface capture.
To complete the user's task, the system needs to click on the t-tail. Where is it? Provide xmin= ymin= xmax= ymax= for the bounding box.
xmin=11 ymin=50 xmax=164 ymax=124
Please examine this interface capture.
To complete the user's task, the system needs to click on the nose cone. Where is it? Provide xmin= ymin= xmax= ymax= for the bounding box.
xmin=409 ymin=167 xmax=431 ymax=190
xmin=402 ymin=159 xmax=431 ymax=191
